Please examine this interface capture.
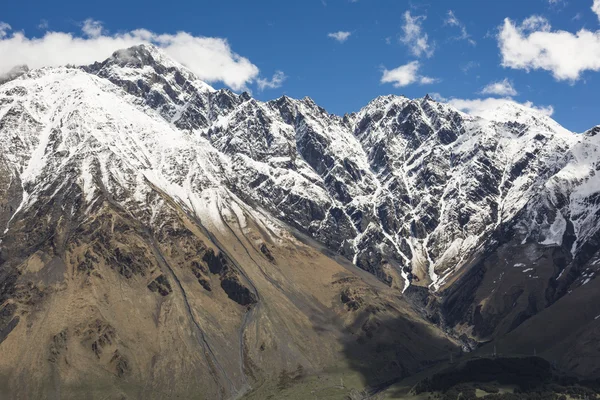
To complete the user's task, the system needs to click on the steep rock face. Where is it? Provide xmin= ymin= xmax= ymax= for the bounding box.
xmin=434 ymin=126 xmax=600 ymax=362
xmin=80 ymin=46 xmax=587 ymax=293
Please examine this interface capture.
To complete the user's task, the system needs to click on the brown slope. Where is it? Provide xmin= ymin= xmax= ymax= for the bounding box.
xmin=0 ymin=176 xmax=458 ymax=399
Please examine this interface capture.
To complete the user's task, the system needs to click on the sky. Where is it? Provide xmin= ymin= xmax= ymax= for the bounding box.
xmin=1 ymin=0 xmax=600 ymax=131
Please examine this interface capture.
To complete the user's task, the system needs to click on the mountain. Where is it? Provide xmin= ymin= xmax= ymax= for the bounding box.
xmin=0 ymin=44 xmax=599 ymax=398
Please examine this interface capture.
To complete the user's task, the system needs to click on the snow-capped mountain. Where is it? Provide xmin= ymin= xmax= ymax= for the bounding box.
xmin=1 ymin=44 xmax=600 ymax=398
xmin=82 ymin=44 xmax=582 ymax=293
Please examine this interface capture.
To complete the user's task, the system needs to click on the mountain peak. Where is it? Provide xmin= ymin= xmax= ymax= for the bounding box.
xmin=84 ymin=43 xmax=214 ymax=95
xmin=584 ymin=125 xmax=600 ymax=137
xmin=105 ymin=43 xmax=178 ymax=70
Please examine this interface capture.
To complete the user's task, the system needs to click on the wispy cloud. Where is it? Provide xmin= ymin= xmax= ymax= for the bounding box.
xmin=328 ymin=31 xmax=351 ymax=43
xmin=547 ymin=0 xmax=567 ymax=7
xmin=81 ymin=18 xmax=104 ymax=38
xmin=444 ymin=10 xmax=476 ymax=46
xmin=461 ymin=61 xmax=479 ymax=73
xmin=381 ymin=61 xmax=436 ymax=87
xmin=399 ymin=11 xmax=434 ymax=58
xmin=0 ymin=22 xmax=11 ymax=39
xmin=257 ymin=70 xmax=286 ymax=91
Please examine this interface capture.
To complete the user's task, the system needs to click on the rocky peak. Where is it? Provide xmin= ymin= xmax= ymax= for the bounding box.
xmin=83 ymin=44 xmax=215 ymax=130
xmin=108 ymin=44 xmax=165 ymax=68
xmin=584 ymin=125 xmax=600 ymax=137
xmin=0 ymin=65 xmax=30 ymax=85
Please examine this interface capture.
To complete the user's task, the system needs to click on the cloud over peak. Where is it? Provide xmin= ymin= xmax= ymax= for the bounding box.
xmin=0 ymin=19 xmax=263 ymax=91
xmin=432 ymin=94 xmax=554 ymax=118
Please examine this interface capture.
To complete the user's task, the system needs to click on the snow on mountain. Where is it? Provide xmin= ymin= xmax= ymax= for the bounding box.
xmin=0 ymin=44 xmax=597 ymax=297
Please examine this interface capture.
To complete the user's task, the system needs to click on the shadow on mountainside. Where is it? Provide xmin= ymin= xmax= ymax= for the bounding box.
xmin=340 ymin=307 xmax=458 ymax=391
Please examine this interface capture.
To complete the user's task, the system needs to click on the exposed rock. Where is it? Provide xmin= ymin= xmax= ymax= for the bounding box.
xmin=220 ymin=274 xmax=257 ymax=307
xmin=110 ymin=350 xmax=130 ymax=378
xmin=48 ymin=329 xmax=68 ymax=363
xmin=341 ymin=287 xmax=364 ymax=311
xmin=78 ymin=319 xmax=117 ymax=359
xmin=259 ymin=243 xmax=275 ymax=263
xmin=147 ymin=274 xmax=172 ymax=296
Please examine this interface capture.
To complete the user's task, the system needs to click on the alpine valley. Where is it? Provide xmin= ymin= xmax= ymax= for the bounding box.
xmin=1 ymin=44 xmax=600 ymax=399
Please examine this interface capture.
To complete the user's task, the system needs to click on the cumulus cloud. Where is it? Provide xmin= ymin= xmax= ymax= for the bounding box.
xmin=257 ymin=70 xmax=286 ymax=91
xmin=594 ymin=0 xmax=600 ymax=21
xmin=480 ymin=78 xmax=517 ymax=96
xmin=498 ymin=15 xmax=600 ymax=81
xmin=381 ymin=61 xmax=436 ymax=87
xmin=0 ymin=19 xmax=261 ymax=91
xmin=399 ymin=11 xmax=434 ymax=58
xmin=328 ymin=31 xmax=351 ymax=43
xmin=444 ymin=10 xmax=476 ymax=45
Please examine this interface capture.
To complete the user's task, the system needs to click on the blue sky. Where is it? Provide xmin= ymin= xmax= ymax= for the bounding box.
xmin=1 ymin=0 xmax=600 ymax=131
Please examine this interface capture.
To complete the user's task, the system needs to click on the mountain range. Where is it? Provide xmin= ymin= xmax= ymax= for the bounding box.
xmin=1 ymin=44 xmax=599 ymax=399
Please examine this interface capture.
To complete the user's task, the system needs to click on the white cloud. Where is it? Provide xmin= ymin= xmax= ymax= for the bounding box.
xmin=429 ymin=92 xmax=447 ymax=102
xmin=480 ymin=78 xmax=517 ymax=96
xmin=0 ymin=22 xmax=10 ymax=39
xmin=381 ymin=61 xmax=436 ymax=87
xmin=430 ymin=93 xmax=553 ymax=118
xmin=498 ymin=15 xmax=600 ymax=81
xmin=257 ymin=70 xmax=286 ymax=91
xmin=81 ymin=19 xmax=104 ymax=38
xmin=0 ymin=19 xmax=260 ymax=91
xmin=446 ymin=97 xmax=554 ymax=117
xmin=328 ymin=31 xmax=351 ymax=43
xmin=461 ymin=61 xmax=479 ymax=73
xmin=419 ymin=76 xmax=436 ymax=84
xmin=444 ymin=10 xmax=476 ymax=46
xmin=399 ymin=11 xmax=434 ymax=58
xmin=594 ymin=0 xmax=600 ymax=21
